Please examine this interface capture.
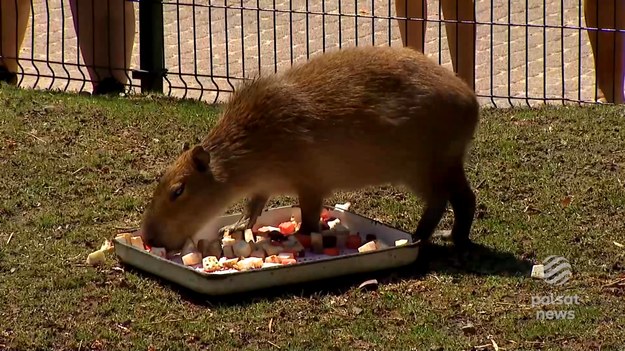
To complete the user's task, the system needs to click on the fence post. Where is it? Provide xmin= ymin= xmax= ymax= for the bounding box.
xmin=133 ymin=0 xmax=166 ymax=94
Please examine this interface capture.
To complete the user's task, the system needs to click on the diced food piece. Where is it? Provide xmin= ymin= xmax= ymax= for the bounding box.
xmin=130 ymin=235 xmax=146 ymax=250
xmin=244 ymin=229 xmax=255 ymax=242
xmin=323 ymin=247 xmax=340 ymax=256
xmin=202 ymin=256 xmax=220 ymax=272
xmin=278 ymin=252 xmax=295 ymax=261
xmin=531 ymin=264 xmax=545 ymax=279
xmin=322 ymin=235 xmax=337 ymax=248
xmin=149 ymin=247 xmax=167 ymax=258
xmin=265 ymin=255 xmax=282 ymax=264
xmin=395 ymin=239 xmax=409 ymax=246
xmin=236 ymin=257 xmax=264 ymax=271
xmin=198 ymin=239 xmax=222 ymax=259
xmin=311 ymin=232 xmax=324 ymax=254
xmin=86 ymin=250 xmax=105 ymax=266
xmin=358 ymin=241 xmax=378 ymax=253
xmin=115 ymin=233 xmax=132 ymax=245
xmin=258 ymin=226 xmax=280 ymax=235
xmin=284 ymin=235 xmax=305 ymax=252
xmin=281 ymin=258 xmax=297 ymax=265
xmin=295 ymin=233 xmax=312 ymax=248
xmin=100 ymin=239 xmax=114 ymax=253
xmin=233 ymin=240 xmax=253 ymax=258
xmin=182 ymin=252 xmax=202 ymax=266
xmin=346 ymin=234 xmax=362 ymax=249
xmin=222 ymin=236 xmax=236 ymax=258
xmin=335 ymin=232 xmax=348 ymax=249
xmin=334 ymin=202 xmax=351 ymax=211
xmin=220 ymin=257 xmax=239 ymax=269
xmin=327 ymin=218 xmax=341 ymax=229
xmin=264 ymin=243 xmax=283 ymax=256
xmin=231 ymin=230 xmax=244 ymax=241
xmin=250 ymin=249 xmax=266 ymax=259
xmin=181 ymin=238 xmax=197 ymax=256
xmin=222 ymin=245 xmax=235 ymax=259
xmin=320 ymin=208 xmax=331 ymax=221
xmin=279 ymin=220 xmax=297 ymax=235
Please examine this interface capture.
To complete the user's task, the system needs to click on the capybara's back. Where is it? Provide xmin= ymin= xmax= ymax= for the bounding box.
xmin=141 ymin=45 xmax=479 ymax=253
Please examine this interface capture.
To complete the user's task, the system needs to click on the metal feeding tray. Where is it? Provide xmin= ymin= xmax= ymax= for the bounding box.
xmin=114 ymin=204 xmax=420 ymax=296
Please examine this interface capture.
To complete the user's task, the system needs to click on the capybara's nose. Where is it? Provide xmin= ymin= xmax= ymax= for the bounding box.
xmin=140 ymin=220 xmax=160 ymax=247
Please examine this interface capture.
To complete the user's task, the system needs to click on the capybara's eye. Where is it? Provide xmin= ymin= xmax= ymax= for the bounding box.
xmin=171 ymin=184 xmax=185 ymax=201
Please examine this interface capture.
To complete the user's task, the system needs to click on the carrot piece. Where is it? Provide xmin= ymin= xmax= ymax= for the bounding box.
xmin=346 ymin=234 xmax=362 ymax=250
xmin=279 ymin=221 xmax=297 ymax=235
xmin=323 ymin=247 xmax=340 ymax=256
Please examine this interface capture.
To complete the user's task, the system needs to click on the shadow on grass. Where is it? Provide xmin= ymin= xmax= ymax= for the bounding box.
xmin=121 ymin=241 xmax=534 ymax=308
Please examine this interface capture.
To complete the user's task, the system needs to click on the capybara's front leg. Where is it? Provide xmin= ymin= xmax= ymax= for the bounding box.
xmin=218 ymin=194 xmax=269 ymax=237
xmin=295 ymin=190 xmax=323 ymax=236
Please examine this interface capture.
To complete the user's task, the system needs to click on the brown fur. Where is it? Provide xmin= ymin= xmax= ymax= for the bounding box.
xmin=140 ymin=45 xmax=479 ymax=251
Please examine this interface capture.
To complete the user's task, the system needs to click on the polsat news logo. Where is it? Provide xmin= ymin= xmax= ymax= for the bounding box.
xmin=542 ymin=255 xmax=573 ymax=286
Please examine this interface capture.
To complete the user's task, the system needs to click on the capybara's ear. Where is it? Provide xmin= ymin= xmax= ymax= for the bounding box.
xmin=190 ymin=145 xmax=210 ymax=173
xmin=182 ymin=142 xmax=190 ymax=152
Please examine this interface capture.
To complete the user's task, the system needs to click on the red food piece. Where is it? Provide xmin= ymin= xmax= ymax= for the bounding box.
xmin=323 ymin=247 xmax=340 ymax=256
xmin=295 ymin=233 xmax=312 ymax=248
xmin=346 ymin=234 xmax=362 ymax=249
xmin=279 ymin=221 xmax=297 ymax=235
xmin=320 ymin=208 xmax=331 ymax=221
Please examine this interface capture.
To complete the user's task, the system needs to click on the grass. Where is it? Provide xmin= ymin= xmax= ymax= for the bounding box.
xmin=1 ymin=85 xmax=624 ymax=351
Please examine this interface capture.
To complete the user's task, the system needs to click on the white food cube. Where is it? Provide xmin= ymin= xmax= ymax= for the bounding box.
xmin=115 ymin=233 xmax=132 ymax=245
xmin=358 ymin=241 xmax=378 ymax=253
xmin=86 ymin=250 xmax=105 ymax=266
xmin=219 ymin=257 xmax=239 ymax=269
xmin=394 ymin=239 xmax=408 ymax=246
xmin=130 ymin=236 xmax=145 ymax=250
xmin=233 ymin=240 xmax=253 ymax=258
xmin=202 ymin=256 xmax=220 ymax=272
xmin=531 ymin=264 xmax=545 ymax=279
xmin=182 ymin=252 xmax=202 ymax=266
xmin=236 ymin=257 xmax=264 ymax=271
xmin=149 ymin=247 xmax=167 ymax=258
xmin=244 ymin=229 xmax=255 ymax=242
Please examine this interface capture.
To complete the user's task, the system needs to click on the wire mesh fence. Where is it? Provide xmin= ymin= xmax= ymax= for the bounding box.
xmin=2 ymin=0 xmax=622 ymax=107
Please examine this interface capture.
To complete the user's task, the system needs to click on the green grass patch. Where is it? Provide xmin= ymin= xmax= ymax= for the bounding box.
xmin=0 ymin=86 xmax=624 ymax=350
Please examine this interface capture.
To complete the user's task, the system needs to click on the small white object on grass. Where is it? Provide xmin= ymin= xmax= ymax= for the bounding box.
xmin=395 ymin=239 xmax=408 ymax=246
xmin=334 ymin=202 xmax=351 ymax=212
xmin=531 ymin=264 xmax=545 ymax=279
xmin=86 ymin=250 xmax=106 ymax=266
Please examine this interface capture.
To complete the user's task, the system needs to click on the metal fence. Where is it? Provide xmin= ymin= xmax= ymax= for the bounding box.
xmin=2 ymin=0 xmax=622 ymax=107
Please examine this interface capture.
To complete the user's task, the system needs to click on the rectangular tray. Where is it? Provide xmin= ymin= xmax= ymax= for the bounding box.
xmin=114 ymin=204 xmax=420 ymax=295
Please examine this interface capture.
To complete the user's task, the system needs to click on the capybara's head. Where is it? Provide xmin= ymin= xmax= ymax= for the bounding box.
xmin=140 ymin=143 xmax=231 ymax=251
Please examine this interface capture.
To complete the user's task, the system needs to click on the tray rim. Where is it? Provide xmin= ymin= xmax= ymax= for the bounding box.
xmin=114 ymin=204 xmax=421 ymax=281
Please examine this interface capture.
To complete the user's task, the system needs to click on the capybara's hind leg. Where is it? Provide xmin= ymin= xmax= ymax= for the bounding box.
xmin=218 ymin=194 xmax=269 ymax=236
xmin=412 ymin=195 xmax=449 ymax=245
xmin=447 ymin=164 xmax=476 ymax=251
xmin=296 ymin=189 xmax=323 ymax=235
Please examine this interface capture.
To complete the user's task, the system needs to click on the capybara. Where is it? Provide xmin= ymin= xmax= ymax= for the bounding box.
xmin=140 ymin=45 xmax=479 ymax=253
